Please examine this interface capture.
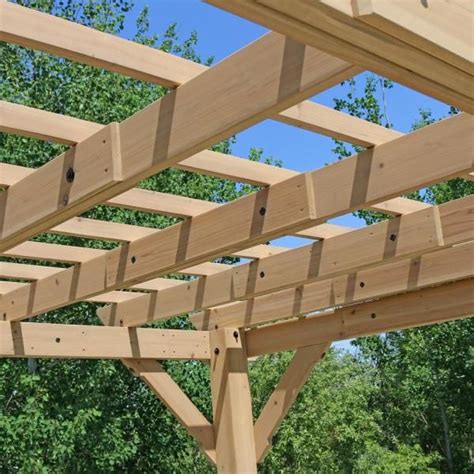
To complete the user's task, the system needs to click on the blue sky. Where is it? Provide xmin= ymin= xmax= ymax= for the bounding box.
xmin=122 ymin=1 xmax=452 ymax=349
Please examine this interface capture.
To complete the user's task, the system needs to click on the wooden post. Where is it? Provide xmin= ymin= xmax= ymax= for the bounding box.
xmin=210 ymin=328 xmax=257 ymax=473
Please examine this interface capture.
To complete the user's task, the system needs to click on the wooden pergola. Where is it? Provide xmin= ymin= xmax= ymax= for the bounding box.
xmin=0 ymin=0 xmax=473 ymax=471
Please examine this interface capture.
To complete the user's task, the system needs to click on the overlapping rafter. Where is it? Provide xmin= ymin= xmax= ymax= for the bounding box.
xmin=0 ymin=1 xmax=472 ymax=471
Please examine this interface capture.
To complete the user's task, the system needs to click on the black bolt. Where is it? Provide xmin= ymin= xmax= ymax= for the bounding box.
xmin=259 ymin=271 xmax=265 ymax=278
xmin=55 ymin=337 xmax=61 ymax=343
xmin=259 ymin=207 xmax=266 ymax=216
xmin=371 ymin=313 xmax=377 ymax=319
xmin=233 ymin=331 xmax=239 ymax=339
xmin=389 ymin=233 xmax=397 ymax=242
xmin=360 ymin=281 xmax=365 ymax=288
xmin=214 ymin=348 xmax=220 ymax=355
xmin=66 ymin=167 xmax=75 ymax=183
xmin=131 ymin=256 xmax=136 ymax=264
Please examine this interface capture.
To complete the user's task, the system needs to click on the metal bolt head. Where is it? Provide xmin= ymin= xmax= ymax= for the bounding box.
xmin=214 ymin=348 xmax=220 ymax=355
xmin=259 ymin=207 xmax=266 ymax=216
xmin=389 ymin=233 xmax=397 ymax=242
xmin=66 ymin=167 xmax=75 ymax=183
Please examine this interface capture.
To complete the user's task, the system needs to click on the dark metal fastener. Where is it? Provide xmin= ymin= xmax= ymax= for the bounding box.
xmin=259 ymin=207 xmax=266 ymax=216
xmin=66 ymin=167 xmax=75 ymax=183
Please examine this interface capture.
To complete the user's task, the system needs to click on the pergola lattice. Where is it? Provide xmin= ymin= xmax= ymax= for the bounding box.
xmin=0 ymin=0 xmax=473 ymax=471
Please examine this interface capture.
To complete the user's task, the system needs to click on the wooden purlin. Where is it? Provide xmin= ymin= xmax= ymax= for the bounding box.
xmin=205 ymin=0 xmax=474 ymax=112
xmin=98 ymin=196 xmax=474 ymax=327
xmin=1 ymin=113 xmax=472 ymax=322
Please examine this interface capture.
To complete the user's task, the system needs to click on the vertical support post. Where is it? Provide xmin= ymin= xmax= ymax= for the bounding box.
xmin=210 ymin=328 xmax=257 ymax=473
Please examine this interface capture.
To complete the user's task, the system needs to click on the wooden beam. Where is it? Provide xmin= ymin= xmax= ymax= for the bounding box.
xmin=98 ymin=196 xmax=473 ymax=327
xmin=210 ymin=328 xmax=257 ymax=472
xmin=351 ymin=0 xmax=473 ymax=74
xmin=254 ymin=343 xmax=329 ymax=462
xmin=0 ymin=322 xmax=210 ymax=360
xmin=275 ymin=100 xmax=402 ymax=147
xmin=207 ymin=0 xmax=473 ymax=112
xmin=245 ymin=279 xmax=474 ymax=356
xmin=192 ymin=240 xmax=474 ymax=330
xmin=0 ymin=105 xmax=436 ymax=218
xmin=124 ymin=359 xmax=216 ymax=464
xmin=0 ymin=262 xmax=63 ymax=280
xmin=0 ymin=31 xmax=355 ymax=252
xmin=0 ymin=0 xmax=206 ymax=88
xmin=1 ymin=113 xmax=472 ymax=322
xmin=3 ymin=241 xmax=106 ymax=263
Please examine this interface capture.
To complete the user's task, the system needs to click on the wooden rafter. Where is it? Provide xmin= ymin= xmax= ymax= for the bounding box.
xmin=99 ymin=197 xmax=472 ymax=326
xmin=1 ymin=114 xmax=471 ymax=322
xmin=192 ymin=240 xmax=474 ymax=330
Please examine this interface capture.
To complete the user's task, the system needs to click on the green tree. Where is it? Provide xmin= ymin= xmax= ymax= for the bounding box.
xmin=332 ymin=72 xmax=473 ymax=472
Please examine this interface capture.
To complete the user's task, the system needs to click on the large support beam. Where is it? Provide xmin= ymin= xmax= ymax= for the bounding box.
xmin=124 ymin=359 xmax=216 ymax=464
xmin=254 ymin=343 xmax=329 ymax=462
xmin=0 ymin=322 xmax=210 ymax=360
xmin=210 ymin=328 xmax=257 ymax=472
xmin=98 ymin=196 xmax=473 ymax=326
xmin=0 ymin=31 xmax=355 ymax=251
xmin=245 ymin=279 xmax=474 ymax=356
xmin=193 ymin=240 xmax=474 ymax=330
xmin=206 ymin=0 xmax=473 ymax=112
xmin=1 ymin=114 xmax=472 ymax=322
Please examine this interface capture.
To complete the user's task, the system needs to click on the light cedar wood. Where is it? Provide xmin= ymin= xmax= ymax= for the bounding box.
xmin=351 ymin=0 xmax=473 ymax=74
xmin=276 ymin=100 xmax=402 ymax=146
xmin=1 ymin=114 xmax=472 ymax=322
xmin=0 ymin=321 xmax=210 ymax=360
xmin=245 ymin=279 xmax=474 ymax=356
xmin=210 ymin=328 xmax=257 ymax=472
xmin=0 ymin=262 xmax=63 ymax=280
xmin=0 ymin=0 xmax=207 ymax=88
xmin=0 ymin=32 xmax=356 ymax=252
xmin=208 ymin=0 xmax=473 ymax=112
xmin=1 ymin=103 xmax=446 ymax=216
xmin=254 ymin=343 xmax=330 ymax=462
xmin=0 ymin=124 xmax=123 ymax=252
xmin=124 ymin=359 xmax=216 ymax=464
xmin=0 ymin=98 xmax=404 ymax=149
xmin=98 ymin=197 xmax=473 ymax=327
xmin=192 ymin=240 xmax=474 ymax=330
